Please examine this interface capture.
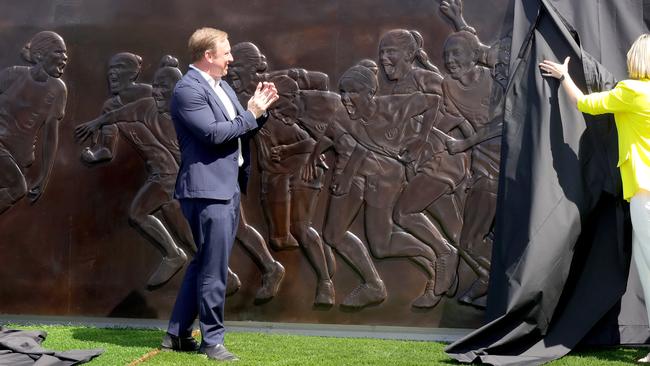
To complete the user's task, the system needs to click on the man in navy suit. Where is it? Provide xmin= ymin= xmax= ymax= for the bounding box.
xmin=161 ymin=27 xmax=278 ymax=361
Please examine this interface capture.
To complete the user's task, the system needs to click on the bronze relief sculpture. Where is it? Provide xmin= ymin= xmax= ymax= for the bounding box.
xmin=228 ymin=42 xmax=335 ymax=306
xmin=439 ymin=0 xmax=509 ymax=308
xmin=293 ymin=84 xmax=389 ymax=308
xmin=0 ymin=31 xmax=68 ymax=215
xmin=75 ymin=57 xmax=193 ymax=289
xmin=324 ymin=65 xmax=451 ymax=308
xmin=81 ymin=52 xmax=152 ymax=164
xmin=0 ymin=0 xmax=513 ymax=323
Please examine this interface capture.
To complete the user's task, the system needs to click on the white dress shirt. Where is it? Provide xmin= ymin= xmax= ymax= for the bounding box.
xmin=190 ymin=64 xmax=244 ymax=167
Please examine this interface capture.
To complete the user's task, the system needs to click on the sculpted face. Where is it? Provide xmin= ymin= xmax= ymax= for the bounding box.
xmin=339 ymin=77 xmax=373 ymax=120
xmin=107 ymin=55 xmax=139 ymax=94
xmin=444 ymin=36 xmax=477 ymax=79
xmin=227 ymin=60 xmax=255 ymax=94
xmin=40 ymin=37 xmax=68 ymax=78
xmin=270 ymin=94 xmax=298 ymax=125
xmin=379 ymin=34 xmax=412 ymax=81
xmin=152 ymin=70 xmax=177 ymax=113
xmin=226 ymin=43 xmax=267 ymax=95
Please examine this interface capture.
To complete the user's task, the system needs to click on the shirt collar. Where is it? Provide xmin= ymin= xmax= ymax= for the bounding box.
xmin=189 ymin=64 xmax=220 ymax=88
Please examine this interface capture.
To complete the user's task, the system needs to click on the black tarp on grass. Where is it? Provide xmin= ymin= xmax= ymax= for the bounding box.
xmin=0 ymin=327 xmax=102 ymax=366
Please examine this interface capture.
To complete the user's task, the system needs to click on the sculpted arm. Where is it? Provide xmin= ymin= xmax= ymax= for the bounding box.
xmin=74 ymin=98 xmax=152 ymax=142
xmin=301 ymin=124 xmax=336 ymax=182
xmin=446 ymin=118 xmax=502 ymax=154
xmin=271 ymin=138 xmax=316 ymax=162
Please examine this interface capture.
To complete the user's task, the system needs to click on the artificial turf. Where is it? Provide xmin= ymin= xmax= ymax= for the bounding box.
xmin=7 ymin=324 xmax=650 ymax=365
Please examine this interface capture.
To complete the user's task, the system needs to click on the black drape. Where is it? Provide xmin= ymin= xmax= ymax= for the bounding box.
xmin=0 ymin=327 xmax=103 ymax=365
xmin=446 ymin=0 xmax=650 ymax=364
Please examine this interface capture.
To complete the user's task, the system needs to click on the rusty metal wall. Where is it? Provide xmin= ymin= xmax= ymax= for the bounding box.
xmin=0 ymin=0 xmax=512 ymax=328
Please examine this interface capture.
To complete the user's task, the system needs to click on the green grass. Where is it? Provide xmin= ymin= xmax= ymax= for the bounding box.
xmin=5 ymin=324 xmax=650 ymax=365
xmin=13 ymin=325 xmax=160 ymax=365
xmin=151 ymin=333 xmax=450 ymax=365
xmin=549 ymin=346 xmax=649 ymax=365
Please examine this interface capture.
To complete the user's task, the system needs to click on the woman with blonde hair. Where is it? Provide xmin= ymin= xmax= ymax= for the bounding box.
xmin=540 ymin=33 xmax=650 ymax=363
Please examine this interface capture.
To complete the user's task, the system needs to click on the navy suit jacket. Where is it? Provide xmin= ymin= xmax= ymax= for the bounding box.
xmin=171 ymin=68 xmax=262 ymax=200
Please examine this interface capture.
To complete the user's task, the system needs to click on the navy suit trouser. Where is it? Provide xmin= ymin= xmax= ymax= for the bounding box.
xmin=167 ymin=191 xmax=240 ymax=346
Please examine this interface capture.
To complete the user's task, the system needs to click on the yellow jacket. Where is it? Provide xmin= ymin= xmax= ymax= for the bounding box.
xmin=577 ymin=79 xmax=650 ymax=201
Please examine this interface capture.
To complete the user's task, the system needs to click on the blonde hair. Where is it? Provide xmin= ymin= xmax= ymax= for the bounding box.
xmin=627 ymin=34 xmax=650 ymax=80
xmin=188 ymin=27 xmax=228 ymax=63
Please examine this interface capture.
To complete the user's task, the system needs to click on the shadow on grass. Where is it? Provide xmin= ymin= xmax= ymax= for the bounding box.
xmin=437 ymin=360 xmax=461 ymax=365
xmin=72 ymin=327 xmax=162 ymax=348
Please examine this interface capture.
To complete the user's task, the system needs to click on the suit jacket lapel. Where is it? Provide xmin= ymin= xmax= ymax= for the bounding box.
xmin=187 ymin=68 xmax=230 ymax=120
xmin=221 ymin=81 xmax=246 ymax=116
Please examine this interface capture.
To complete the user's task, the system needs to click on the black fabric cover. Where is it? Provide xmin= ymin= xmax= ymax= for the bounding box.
xmin=0 ymin=327 xmax=103 ymax=366
xmin=446 ymin=0 xmax=650 ymax=364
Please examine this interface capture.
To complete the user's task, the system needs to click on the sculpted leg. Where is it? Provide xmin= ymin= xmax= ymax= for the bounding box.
xmin=291 ymin=187 xmax=333 ymax=305
xmin=226 ymin=268 xmax=241 ymax=296
xmin=160 ymin=199 xmax=197 ymax=255
xmin=323 ymin=187 xmax=386 ymax=308
xmin=394 ymin=176 xmax=460 ymax=297
xmin=394 ymin=175 xmax=452 ymax=252
xmin=236 ymin=206 xmax=285 ymax=302
xmin=410 ymin=257 xmax=443 ymax=309
xmin=426 ymin=193 xmax=465 ymax=245
xmin=458 ymin=177 xmax=498 ymax=307
xmin=261 ymin=173 xmax=299 ymax=250
xmin=366 ymin=205 xmax=444 ymax=308
xmin=129 ymin=181 xmax=187 ymax=288
xmin=367 ymin=206 xmax=436 ymax=261
xmin=0 ymin=156 xmax=27 ymax=215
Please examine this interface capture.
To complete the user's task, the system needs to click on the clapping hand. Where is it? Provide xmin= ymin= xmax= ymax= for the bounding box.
xmin=247 ymin=82 xmax=279 ymax=118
